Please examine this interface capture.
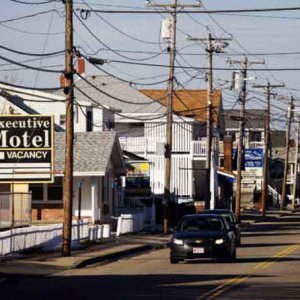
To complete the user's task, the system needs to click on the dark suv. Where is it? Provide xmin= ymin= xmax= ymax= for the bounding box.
xmin=204 ymin=209 xmax=241 ymax=246
xmin=169 ymin=214 xmax=236 ymax=264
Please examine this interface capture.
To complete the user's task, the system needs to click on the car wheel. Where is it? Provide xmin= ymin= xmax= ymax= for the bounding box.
xmin=221 ymin=246 xmax=236 ymax=262
xmin=170 ymin=256 xmax=180 ymax=264
xmin=230 ymin=246 xmax=237 ymax=261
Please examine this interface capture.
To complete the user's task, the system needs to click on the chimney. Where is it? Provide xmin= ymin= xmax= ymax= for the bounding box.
xmin=77 ymin=57 xmax=85 ymax=77
xmin=224 ymin=135 xmax=233 ymax=172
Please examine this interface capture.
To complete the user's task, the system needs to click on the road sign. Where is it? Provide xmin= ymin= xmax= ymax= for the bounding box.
xmin=244 ymin=148 xmax=263 ymax=168
xmin=0 ymin=115 xmax=54 ymax=183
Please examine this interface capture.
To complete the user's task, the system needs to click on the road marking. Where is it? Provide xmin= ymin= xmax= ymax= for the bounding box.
xmin=197 ymin=243 xmax=300 ymax=300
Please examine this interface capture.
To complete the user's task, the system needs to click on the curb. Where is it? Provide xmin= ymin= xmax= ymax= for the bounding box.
xmin=74 ymin=243 xmax=166 ymax=269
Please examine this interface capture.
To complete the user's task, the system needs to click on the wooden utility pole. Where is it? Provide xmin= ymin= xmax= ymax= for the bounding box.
xmin=62 ymin=0 xmax=74 ymax=256
xmin=188 ymin=33 xmax=231 ymax=209
xmin=253 ymin=82 xmax=284 ymax=217
xmin=235 ymin=59 xmax=247 ymax=222
xmin=292 ymin=109 xmax=300 ymax=210
xmin=147 ymin=1 xmax=200 ymax=235
xmin=281 ymin=97 xmax=293 ymax=209
xmin=228 ymin=58 xmax=265 ymax=221
xmin=206 ymin=32 xmax=213 ymax=209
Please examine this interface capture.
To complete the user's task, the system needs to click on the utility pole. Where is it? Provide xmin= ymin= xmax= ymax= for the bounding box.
xmin=292 ymin=108 xmax=300 ymax=210
xmin=229 ymin=58 xmax=264 ymax=221
xmin=147 ymin=1 xmax=201 ymax=235
xmin=62 ymin=0 xmax=74 ymax=256
xmin=253 ymin=82 xmax=284 ymax=217
xmin=281 ymin=97 xmax=293 ymax=209
xmin=188 ymin=33 xmax=231 ymax=209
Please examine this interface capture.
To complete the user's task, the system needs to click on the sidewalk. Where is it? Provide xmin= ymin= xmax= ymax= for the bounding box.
xmin=0 ymin=233 xmax=171 ymax=274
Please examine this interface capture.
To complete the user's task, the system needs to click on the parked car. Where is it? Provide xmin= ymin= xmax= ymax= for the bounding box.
xmin=169 ymin=214 xmax=236 ymax=264
xmin=204 ymin=209 xmax=241 ymax=246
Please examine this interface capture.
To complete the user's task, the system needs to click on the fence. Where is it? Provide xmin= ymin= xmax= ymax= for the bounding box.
xmin=0 ymin=212 xmax=147 ymax=256
xmin=116 ymin=212 xmax=145 ymax=236
xmin=0 ymin=192 xmax=31 ymax=229
xmin=0 ymin=219 xmax=91 ymax=256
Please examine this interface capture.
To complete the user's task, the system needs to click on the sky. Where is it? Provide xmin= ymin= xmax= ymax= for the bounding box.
xmin=1 ymin=0 xmax=300 ymax=130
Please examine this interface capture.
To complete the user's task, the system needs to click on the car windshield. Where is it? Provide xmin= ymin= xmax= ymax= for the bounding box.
xmin=177 ymin=217 xmax=224 ymax=232
xmin=221 ymin=213 xmax=234 ymax=224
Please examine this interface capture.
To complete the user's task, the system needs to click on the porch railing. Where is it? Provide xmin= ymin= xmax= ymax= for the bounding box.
xmin=190 ymin=141 xmax=207 ymax=157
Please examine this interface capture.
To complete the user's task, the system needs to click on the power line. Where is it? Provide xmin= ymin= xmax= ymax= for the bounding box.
xmin=0 ymin=54 xmax=62 ymax=73
xmin=0 ymin=22 xmax=64 ymax=35
xmin=73 ymin=11 xmax=165 ymax=62
xmin=75 ymin=72 xmax=160 ymax=105
xmin=0 ymin=9 xmax=63 ymax=24
xmin=81 ymin=0 xmax=165 ymax=46
xmin=106 ymin=58 xmax=300 ymax=72
xmin=10 ymin=0 xmax=60 ymax=4
xmin=0 ymin=80 xmax=61 ymax=91
xmin=0 ymin=44 xmax=65 ymax=57
xmin=74 ymin=85 xmax=168 ymax=121
xmin=77 ymin=6 xmax=300 ymax=14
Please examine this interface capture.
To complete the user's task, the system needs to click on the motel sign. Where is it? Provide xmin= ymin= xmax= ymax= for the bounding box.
xmin=0 ymin=115 xmax=54 ymax=183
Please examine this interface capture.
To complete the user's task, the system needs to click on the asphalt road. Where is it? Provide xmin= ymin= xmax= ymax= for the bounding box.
xmin=1 ymin=213 xmax=300 ymax=299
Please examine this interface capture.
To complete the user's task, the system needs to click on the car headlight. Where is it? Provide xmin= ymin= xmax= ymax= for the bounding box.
xmin=172 ymin=238 xmax=184 ymax=245
xmin=215 ymin=238 xmax=225 ymax=245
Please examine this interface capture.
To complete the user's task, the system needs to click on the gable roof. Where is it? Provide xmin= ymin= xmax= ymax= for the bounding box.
xmin=55 ymin=131 xmax=126 ymax=176
xmin=55 ymin=75 xmax=167 ymax=115
xmin=224 ymin=109 xmax=265 ymax=130
xmin=140 ymin=89 xmax=222 ymax=125
xmin=0 ymin=90 xmax=64 ymax=131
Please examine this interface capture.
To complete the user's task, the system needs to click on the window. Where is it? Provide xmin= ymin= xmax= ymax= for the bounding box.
xmin=29 ymin=177 xmax=63 ymax=202
xmin=86 ymin=109 xmax=93 ymax=132
xmin=29 ymin=184 xmax=43 ymax=201
xmin=250 ymin=131 xmax=261 ymax=142
xmin=114 ymin=123 xmax=144 ymax=137
xmin=48 ymin=177 xmax=63 ymax=201
xmin=59 ymin=114 xmax=66 ymax=127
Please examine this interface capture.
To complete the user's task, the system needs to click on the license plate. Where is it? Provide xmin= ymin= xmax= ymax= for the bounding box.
xmin=193 ymin=247 xmax=204 ymax=254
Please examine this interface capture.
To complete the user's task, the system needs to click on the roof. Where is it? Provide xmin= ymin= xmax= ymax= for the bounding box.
xmin=224 ymin=109 xmax=265 ymax=130
xmin=0 ymin=90 xmax=64 ymax=132
xmin=55 ymin=75 xmax=167 ymax=114
xmin=140 ymin=89 xmax=222 ymax=125
xmin=55 ymin=131 xmax=126 ymax=176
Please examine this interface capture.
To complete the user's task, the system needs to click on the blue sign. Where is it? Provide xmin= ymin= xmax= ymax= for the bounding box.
xmin=244 ymin=148 xmax=263 ymax=168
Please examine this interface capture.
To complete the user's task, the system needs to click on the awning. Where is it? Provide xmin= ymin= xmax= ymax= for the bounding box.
xmin=217 ymin=169 xmax=235 ymax=183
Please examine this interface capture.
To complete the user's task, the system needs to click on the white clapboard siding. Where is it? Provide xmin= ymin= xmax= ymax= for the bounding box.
xmin=145 ymin=122 xmax=192 ymax=152
xmin=148 ymin=154 xmax=192 ymax=196
xmin=171 ymin=154 xmax=192 ymax=196
xmin=119 ymin=137 xmax=160 ymax=153
xmin=148 ymin=155 xmax=165 ymax=194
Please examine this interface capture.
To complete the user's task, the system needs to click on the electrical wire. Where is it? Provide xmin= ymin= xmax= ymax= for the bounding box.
xmin=75 ymin=72 xmax=160 ymax=105
xmin=0 ymin=9 xmax=63 ymax=24
xmin=75 ymin=85 xmax=168 ymax=121
xmin=0 ymin=80 xmax=61 ymax=90
xmin=74 ymin=11 xmax=166 ymax=62
xmin=0 ymin=44 xmax=65 ymax=57
xmin=106 ymin=58 xmax=300 ymax=72
xmin=10 ymin=0 xmax=60 ymax=4
xmin=0 ymin=22 xmax=64 ymax=35
xmin=77 ymin=6 xmax=300 ymax=14
xmin=0 ymin=54 xmax=62 ymax=73
xmin=81 ymin=0 xmax=165 ymax=47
